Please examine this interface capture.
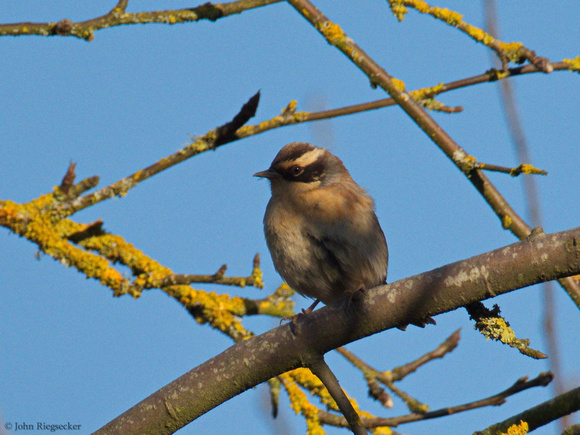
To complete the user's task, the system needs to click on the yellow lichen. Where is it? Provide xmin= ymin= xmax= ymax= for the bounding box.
xmin=21 ymin=213 xmax=130 ymax=296
xmin=291 ymin=368 xmax=338 ymax=410
xmin=410 ymin=83 xmax=444 ymax=100
xmin=510 ymin=164 xmax=547 ymax=176
xmin=2 ymin=193 xmax=256 ymax=340
xmin=563 ymin=56 xmax=580 ymax=71
xmin=502 ymin=214 xmax=513 ymax=229
xmin=372 ymin=427 xmax=393 ymax=435
xmin=429 ymin=5 xmax=464 ymax=26
xmin=285 ymin=100 xmax=297 ymax=112
xmin=500 ymin=420 xmax=529 ymax=435
xmin=455 ymin=154 xmax=477 ymax=173
xmin=497 ymin=41 xmax=525 ymax=62
xmin=466 ymin=24 xmax=495 ymax=44
xmin=281 ymin=372 xmax=317 ymax=414
xmin=315 ymin=21 xmax=347 ymax=47
xmin=391 ymin=77 xmax=406 ymax=92
xmin=418 ymin=98 xmax=444 ymax=111
xmin=480 ymin=317 xmax=514 ymax=343
xmin=279 ymin=372 xmax=325 ymax=435
xmin=411 ymin=0 xmax=429 ymax=14
xmin=387 ymin=0 xmax=408 ymax=21
xmin=488 ymin=68 xmax=510 ymax=81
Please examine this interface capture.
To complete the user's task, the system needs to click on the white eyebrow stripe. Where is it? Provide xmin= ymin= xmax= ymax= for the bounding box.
xmin=294 ymin=148 xmax=325 ymax=167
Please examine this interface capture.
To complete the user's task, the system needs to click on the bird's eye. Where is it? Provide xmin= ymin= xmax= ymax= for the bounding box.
xmin=290 ymin=165 xmax=304 ymax=176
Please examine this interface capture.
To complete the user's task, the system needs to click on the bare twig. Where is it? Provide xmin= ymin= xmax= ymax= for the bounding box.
xmin=337 ymin=330 xmax=460 ymax=413
xmin=337 ymin=330 xmax=460 ymax=382
xmin=319 ymin=372 xmax=554 ymax=429
xmin=158 ymin=254 xmax=262 ymax=289
xmin=58 ymin=161 xmax=77 ymax=194
xmin=391 ymin=329 xmax=461 ymax=380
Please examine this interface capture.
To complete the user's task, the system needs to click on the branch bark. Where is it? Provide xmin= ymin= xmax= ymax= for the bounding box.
xmin=94 ymin=226 xmax=580 ymax=434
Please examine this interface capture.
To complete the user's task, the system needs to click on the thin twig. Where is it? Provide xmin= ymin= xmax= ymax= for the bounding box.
xmin=318 ymin=372 xmax=554 ymax=429
xmin=391 ymin=329 xmax=461 ymax=381
xmin=337 ymin=330 xmax=460 ymax=413
xmin=157 ymin=254 xmax=262 ymax=288
xmin=476 ymin=162 xmax=547 ymax=176
xmin=299 ymin=62 xmax=573 ymax=122
xmin=0 ymin=0 xmax=283 ymax=41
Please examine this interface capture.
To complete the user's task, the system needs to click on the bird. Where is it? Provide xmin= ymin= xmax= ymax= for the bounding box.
xmin=254 ymin=142 xmax=389 ymax=317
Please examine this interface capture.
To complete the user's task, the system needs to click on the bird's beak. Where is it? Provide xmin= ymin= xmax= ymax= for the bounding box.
xmin=254 ymin=169 xmax=279 ymax=179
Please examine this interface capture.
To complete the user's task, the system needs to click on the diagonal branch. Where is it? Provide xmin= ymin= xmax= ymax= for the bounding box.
xmin=53 ymin=91 xmax=260 ymax=218
xmin=285 ymin=0 xmax=580 ymax=309
xmin=94 ymin=226 xmax=580 ymax=434
xmin=391 ymin=329 xmax=460 ymax=381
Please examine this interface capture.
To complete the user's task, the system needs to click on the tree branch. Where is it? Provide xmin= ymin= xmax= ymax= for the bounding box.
xmin=292 ymin=61 xmax=575 ymax=122
xmin=308 ymin=357 xmax=366 ymax=434
xmin=0 ymin=0 xmax=283 ymax=41
xmin=94 ymin=226 xmax=580 ymax=434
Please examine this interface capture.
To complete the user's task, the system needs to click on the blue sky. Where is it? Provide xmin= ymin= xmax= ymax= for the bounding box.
xmin=1 ymin=1 xmax=579 ymax=434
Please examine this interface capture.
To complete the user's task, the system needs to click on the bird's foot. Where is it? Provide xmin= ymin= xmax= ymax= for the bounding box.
xmin=280 ymin=300 xmax=320 ymax=333
xmin=397 ymin=316 xmax=437 ymax=331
